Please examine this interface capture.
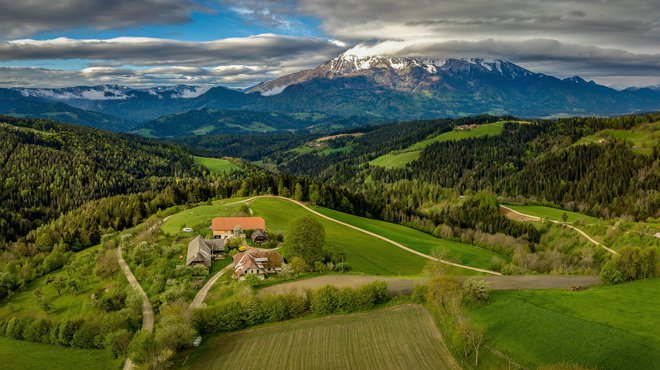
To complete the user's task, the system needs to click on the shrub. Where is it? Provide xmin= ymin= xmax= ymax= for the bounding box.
xmin=192 ymin=301 xmax=246 ymax=334
xmin=57 ymin=319 xmax=83 ymax=346
xmin=411 ymin=284 xmax=428 ymax=303
xmin=463 ymin=279 xmax=492 ymax=303
xmin=370 ymin=281 xmax=389 ymax=304
xmin=334 ymin=262 xmax=352 ymax=272
xmin=600 ymin=260 xmax=625 ymax=285
xmin=309 ymin=285 xmax=338 ymax=314
xmin=6 ymin=318 xmax=26 ymax=340
xmin=73 ymin=320 xmax=101 ymax=348
xmin=105 ymin=329 xmax=133 ymax=359
xmin=23 ymin=319 xmax=52 ymax=343
xmin=128 ymin=330 xmax=153 ymax=365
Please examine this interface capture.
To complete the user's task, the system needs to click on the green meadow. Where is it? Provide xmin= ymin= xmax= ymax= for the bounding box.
xmin=471 ymin=279 xmax=660 ymax=369
xmin=504 ymin=204 xmax=599 ymax=224
xmin=160 ymin=198 xmax=247 ymax=235
xmin=313 ymin=206 xmax=502 ymax=270
xmin=248 ymin=197 xmax=426 ymax=275
xmin=193 ymin=156 xmax=242 ymax=174
xmin=574 ymin=121 xmax=660 ymax=155
xmin=0 ymin=337 xmax=122 ymax=370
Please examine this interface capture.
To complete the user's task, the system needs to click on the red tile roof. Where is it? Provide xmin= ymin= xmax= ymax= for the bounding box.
xmin=211 ymin=217 xmax=265 ymax=231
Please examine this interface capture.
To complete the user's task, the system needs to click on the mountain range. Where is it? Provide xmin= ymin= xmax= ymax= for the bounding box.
xmin=1 ymin=54 xmax=658 ymax=134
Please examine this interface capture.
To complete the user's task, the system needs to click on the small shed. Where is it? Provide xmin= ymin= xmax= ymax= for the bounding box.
xmin=251 ymin=229 xmax=269 ymax=245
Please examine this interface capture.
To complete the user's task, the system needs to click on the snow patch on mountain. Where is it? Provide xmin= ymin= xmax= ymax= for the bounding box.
xmin=260 ymin=85 xmax=288 ymax=96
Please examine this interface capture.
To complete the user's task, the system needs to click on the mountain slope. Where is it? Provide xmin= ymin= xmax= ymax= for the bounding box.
xmin=0 ymin=115 xmax=200 ymax=244
xmin=14 ymin=85 xmax=256 ymax=123
xmin=248 ymin=54 xmax=660 ymax=118
xmin=0 ymin=89 xmax=135 ymax=131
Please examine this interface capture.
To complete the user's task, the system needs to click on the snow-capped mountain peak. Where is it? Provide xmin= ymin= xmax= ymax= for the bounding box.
xmin=247 ymin=53 xmax=534 ymax=96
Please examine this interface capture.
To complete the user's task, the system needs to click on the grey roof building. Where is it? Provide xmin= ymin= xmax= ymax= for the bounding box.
xmin=186 ymin=236 xmax=226 ymax=269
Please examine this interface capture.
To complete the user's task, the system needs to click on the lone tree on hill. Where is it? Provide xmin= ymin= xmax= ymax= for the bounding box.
xmin=283 ymin=215 xmax=326 ymax=266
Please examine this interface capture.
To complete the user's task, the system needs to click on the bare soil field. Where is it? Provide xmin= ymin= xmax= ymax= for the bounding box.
xmin=258 ymin=274 xmax=600 ymax=296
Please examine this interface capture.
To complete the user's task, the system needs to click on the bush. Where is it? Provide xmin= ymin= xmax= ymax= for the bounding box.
xmin=105 ymin=329 xmax=133 ymax=358
xmin=334 ymin=262 xmax=352 ymax=272
xmin=463 ymin=279 xmax=492 ymax=303
xmin=600 ymin=260 xmax=625 ymax=285
xmin=309 ymin=285 xmax=338 ymax=314
xmin=411 ymin=284 xmax=428 ymax=303
xmin=23 ymin=319 xmax=52 ymax=343
xmin=6 ymin=318 xmax=26 ymax=340
xmin=128 ymin=330 xmax=153 ymax=365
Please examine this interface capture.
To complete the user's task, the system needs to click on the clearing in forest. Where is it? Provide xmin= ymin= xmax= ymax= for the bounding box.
xmin=193 ymin=156 xmax=241 ymax=174
xmin=370 ymin=121 xmax=508 ymax=168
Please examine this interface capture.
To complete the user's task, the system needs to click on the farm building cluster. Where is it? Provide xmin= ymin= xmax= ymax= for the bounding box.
xmin=185 ymin=216 xmax=283 ymax=280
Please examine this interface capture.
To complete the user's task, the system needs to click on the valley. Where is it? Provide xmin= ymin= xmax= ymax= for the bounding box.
xmin=0 ymin=112 xmax=657 ymax=370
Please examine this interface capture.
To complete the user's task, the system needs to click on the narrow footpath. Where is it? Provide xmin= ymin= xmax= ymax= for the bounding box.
xmin=117 ymin=247 xmax=154 ymax=370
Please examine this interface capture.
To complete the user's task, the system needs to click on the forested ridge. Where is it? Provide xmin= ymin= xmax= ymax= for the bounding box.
xmin=277 ymin=113 xmax=660 ymax=220
xmin=0 ymin=116 xmax=201 ymax=245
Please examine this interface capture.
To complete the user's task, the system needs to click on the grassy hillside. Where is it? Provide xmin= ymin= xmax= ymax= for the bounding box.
xmin=503 ymin=204 xmax=599 ymax=224
xmin=368 ymin=150 xmax=421 ymax=169
xmin=0 ymin=337 xmax=122 ymax=370
xmin=193 ymin=156 xmax=242 ymax=175
xmin=176 ymin=304 xmax=457 ymax=370
xmin=160 ymin=198 xmax=247 ymax=235
xmin=313 ymin=206 xmax=502 ymax=270
xmin=0 ymin=246 xmax=125 ymax=322
xmin=471 ymin=279 xmax=660 ymax=369
xmin=162 ymin=197 xmax=427 ymax=275
xmin=248 ymin=197 xmax=426 ymax=275
xmin=370 ymin=121 xmax=507 ymax=168
xmin=409 ymin=121 xmax=507 ymax=150
xmin=574 ymin=120 xmax=660 ymax=155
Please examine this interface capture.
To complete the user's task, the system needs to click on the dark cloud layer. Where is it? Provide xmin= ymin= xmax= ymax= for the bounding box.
xmin=0 ymin=0 xmax=200 ymax=38
xmin=0 ymin=35 xmax=345 ymax=67
xmin=0 ymin=0 xmax=658 ymax=88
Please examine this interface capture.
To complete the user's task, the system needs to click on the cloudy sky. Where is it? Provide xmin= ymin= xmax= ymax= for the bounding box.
xmin=0 ymin=0 xmax=658 ymax=88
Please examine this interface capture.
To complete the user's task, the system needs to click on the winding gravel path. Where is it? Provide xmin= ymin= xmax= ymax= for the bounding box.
xmin=500 ymin=205 xmax=618 ymax=255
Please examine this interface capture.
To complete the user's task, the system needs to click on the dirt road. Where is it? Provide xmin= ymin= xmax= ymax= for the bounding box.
xmin=500 ymin=205 xmax=618 ymax=255
xmin=117 ymin=248 xmax=153 ymax=370
xmin=190 ymin=263 xmax=234 ymax=309
xmin=258 ymin=274 xmax=601 ymax=296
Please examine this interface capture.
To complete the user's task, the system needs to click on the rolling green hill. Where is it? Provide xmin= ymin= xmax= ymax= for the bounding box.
xmin=165 ymin=197 xmax=428 ymax=276
xmin=573 ymin=120 xmax=660 ymax=155
xmin=369 ymin=121 xmax=508 ymax=168
xmin=313 ymin=206 xmax=502 ymax=270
